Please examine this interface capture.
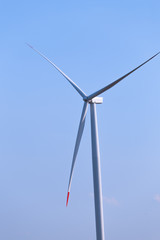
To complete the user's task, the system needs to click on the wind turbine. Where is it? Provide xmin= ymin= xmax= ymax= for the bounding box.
xmin=27 ymin=43 xmax=159 ymax=240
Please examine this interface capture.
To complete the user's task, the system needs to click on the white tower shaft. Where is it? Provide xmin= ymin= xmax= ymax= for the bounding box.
xmin=90 ymin=102 xmax=105 ymax=240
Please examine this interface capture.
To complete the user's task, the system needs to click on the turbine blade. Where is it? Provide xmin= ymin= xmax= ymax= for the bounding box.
xmin=87 ymin=52 xmax=160 ymax=100
xmin=66 ymin=101 xmax=88 ymax=206
xmin=26 ymin=43 xmax=86 ymax=98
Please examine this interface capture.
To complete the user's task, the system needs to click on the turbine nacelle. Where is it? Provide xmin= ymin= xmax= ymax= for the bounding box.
xmin=88 ymin=97 xmax=103 ymax=104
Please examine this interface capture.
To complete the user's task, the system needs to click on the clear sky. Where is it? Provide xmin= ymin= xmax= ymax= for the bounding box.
xmin=0 ymin=1 xmax=160 ymax=239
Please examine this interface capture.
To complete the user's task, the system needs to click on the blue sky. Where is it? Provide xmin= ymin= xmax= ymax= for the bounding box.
xmin=0 ymin=1 xmax=160 ymax=239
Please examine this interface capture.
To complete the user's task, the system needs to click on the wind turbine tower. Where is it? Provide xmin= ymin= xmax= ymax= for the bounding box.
xmin=27 ymin=43 xmax=159 ymax=240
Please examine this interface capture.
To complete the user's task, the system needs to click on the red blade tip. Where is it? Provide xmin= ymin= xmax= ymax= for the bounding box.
xmin=66 ymin=192 xmax=70 ymax=207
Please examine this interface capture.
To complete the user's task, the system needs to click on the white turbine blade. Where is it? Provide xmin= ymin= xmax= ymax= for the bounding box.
xmin=87 ymin=52 xmax=160 ymax=101
xmin=66 ymin=101 xmax=88 ymax=206
xmin=27 ymin=43 xmax=86 ymax=98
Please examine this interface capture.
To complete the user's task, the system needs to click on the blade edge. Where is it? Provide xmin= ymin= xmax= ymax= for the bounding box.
xmin=87 ymin=51 xmax=160 ymax=100
xmin=66 ymin=101 xmax=88 ymax=205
